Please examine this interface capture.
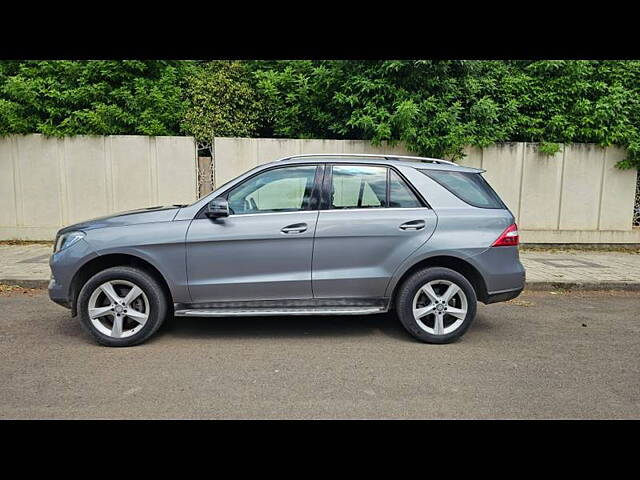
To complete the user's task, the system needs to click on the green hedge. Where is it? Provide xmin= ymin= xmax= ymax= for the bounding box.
xmin=0 ymin=61 xmax=188 ymax=136
xmin=2 ymin=60 xmax=639 ymax=169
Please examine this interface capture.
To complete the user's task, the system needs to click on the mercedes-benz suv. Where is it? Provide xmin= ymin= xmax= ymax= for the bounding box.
xmin=49 ymin=154 xmax=525 ymax=346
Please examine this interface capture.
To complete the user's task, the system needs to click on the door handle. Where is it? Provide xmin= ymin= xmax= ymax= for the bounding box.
xmin=281 ymin=223 xmax=308 ymax=234
xmin=399 ymin=220 xmax=426 ymax=231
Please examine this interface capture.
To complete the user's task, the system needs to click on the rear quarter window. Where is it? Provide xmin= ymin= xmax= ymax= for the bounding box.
xmin=420 ymin=170 xmax=505 ymax=209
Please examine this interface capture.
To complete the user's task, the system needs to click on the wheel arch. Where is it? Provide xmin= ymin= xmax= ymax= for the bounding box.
xmin=69 ymin=253 xmax=173 ymax=316
xmin=388 ymin=255 xmax=489 ymax=306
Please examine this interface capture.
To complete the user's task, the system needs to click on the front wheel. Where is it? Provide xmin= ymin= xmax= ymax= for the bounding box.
xmin=395 ymin=267 xmax=477 ymax=344
xmin=77 ymin=266 xmax=169 ymax=347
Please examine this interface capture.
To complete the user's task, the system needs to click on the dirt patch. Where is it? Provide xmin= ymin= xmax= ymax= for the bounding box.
xmin=0 ymin=283 xmax=43 ymax=297
xmin=521 ymin=245 xmax=640 ymax=254
xmin=520 ymin=289 xmax=640 ymax=299
xmin=0 ymin=240 xmax=54 ymax=247
xmin=505 ymin=298 xmax=535 ymax=307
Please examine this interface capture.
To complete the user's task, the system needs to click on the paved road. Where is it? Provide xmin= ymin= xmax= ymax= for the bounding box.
xmin=1 ymin=289 xmax=638 ymax=419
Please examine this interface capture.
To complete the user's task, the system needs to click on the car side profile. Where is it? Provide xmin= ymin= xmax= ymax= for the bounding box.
xmin=49 ymin=154 xmax=526 ymax=347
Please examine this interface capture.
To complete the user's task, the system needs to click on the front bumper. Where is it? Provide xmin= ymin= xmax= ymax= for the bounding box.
xmin=48 ymin=275 xmax=71 ymax=309
xmin=48 ymin=238 xmax=98 ymax=314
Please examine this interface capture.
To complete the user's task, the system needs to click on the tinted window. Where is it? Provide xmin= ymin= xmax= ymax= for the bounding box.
xmin=330 ymin=166 xmax=387 ymax=209
xmin=389 ymin=170 xmax=422 ymax=208
xmin=421 ymin=170 xmax=504 ymax=209
xmin=227 ymin=166 xmax=317 ymax=215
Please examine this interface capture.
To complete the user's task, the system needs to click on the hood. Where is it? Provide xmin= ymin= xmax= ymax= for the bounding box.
xmin=57 ymin=205 xmax=186 ymax=235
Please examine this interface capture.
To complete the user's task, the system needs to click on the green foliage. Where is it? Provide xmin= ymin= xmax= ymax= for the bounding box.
xmin=181 ymin=61 xmax=268 ymax=142
xmin=249 ymin=60 xmax=523 ymax=158
xmin=0 ymin=61 xmax=189 ymax=136
xmin=538 ymin=142 xmax=561 ymax=156
xmin=1 ymin=60 xmax=640 ymax=169
xmin=248 ymin=60 xmax=640 ymax=169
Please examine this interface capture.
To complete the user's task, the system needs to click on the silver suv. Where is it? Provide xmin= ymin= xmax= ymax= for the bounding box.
xmin=49 ymin=154 xmax=525 ymax=346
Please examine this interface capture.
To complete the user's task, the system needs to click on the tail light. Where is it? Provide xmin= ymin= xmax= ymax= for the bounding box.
xmin=492 ymin=223 xmax=519 ymax=247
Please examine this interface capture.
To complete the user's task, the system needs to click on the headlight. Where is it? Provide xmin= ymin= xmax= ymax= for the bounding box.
xmin=54 ymin=231 xmax=85 ymax=253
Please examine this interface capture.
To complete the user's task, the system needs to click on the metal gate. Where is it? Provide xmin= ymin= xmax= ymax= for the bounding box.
xmin=196 ymin=140 xmax=214 ymax=198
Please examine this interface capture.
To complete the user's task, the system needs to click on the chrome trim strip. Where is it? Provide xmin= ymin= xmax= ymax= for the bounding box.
xmin=225 ymin=208 xmax=430 ymax=218
xmin=487 ymin=286 xmax=524 ymax=295
xmin=317 ymin=207 xmax=430 ymax=214
xmin=227 ymin=210 xmax=318 ymax=218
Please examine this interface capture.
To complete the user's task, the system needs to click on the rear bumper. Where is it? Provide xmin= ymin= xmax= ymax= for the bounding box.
xmin=467 ymin=246 xmax=526 ymax=303
xmin=485 ymin=286 xmax=524 ymax=304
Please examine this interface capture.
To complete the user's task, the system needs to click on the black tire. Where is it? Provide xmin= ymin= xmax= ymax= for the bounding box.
xmin=395 ymin=267 xmax=477 ymax=344
xmin=77 ymin=266 xmax=169 ymax=347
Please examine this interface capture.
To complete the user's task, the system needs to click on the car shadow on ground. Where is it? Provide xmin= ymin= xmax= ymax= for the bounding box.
xmin=158 ymin=312 xmax=414 ymax=342
xmin=158 ymin=310 xmax=496 ymax=343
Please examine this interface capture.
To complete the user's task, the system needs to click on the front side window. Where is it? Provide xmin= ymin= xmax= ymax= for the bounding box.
xmin=227 ymin=165 xmax=318 ymax=215
xmin=330 ymin=165 xmax=388 ymax=209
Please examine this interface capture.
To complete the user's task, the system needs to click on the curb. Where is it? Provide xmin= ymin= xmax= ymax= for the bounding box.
xmin=524 ymin=281 xmax=640 ymax=292
xmin=2 ymin=278 xmax=640 ymax=293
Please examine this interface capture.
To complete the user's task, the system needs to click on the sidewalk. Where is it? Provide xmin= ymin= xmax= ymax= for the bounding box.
xmin=1 ymin=243 xmax=639 ymax=291
xmin=521 ymin=249 xmax=640 ymax=290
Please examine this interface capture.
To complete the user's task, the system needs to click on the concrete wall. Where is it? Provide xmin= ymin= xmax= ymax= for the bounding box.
xmin=0 ymin=135 xmax=197 ymax=240
xmin=1 ymin=134 xmax=637 ymax=243
xmin=455 ymin=143 xmax=639 ymax=242
xmin=213 ymin=137 xmax=412 ymax=186
xmin=213 ymin=138 xmax=640 ymax=244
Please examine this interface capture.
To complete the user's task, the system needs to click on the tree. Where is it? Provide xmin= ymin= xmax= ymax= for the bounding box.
xmin=0 ymin=60 xmax=189 ymax=137
xmin=181 ymin=61 xmax=267 ymax=143
xmin=249 ymin=60 xmax=640 ymax=169
xmin=2 ymin=60 xmax=640 ymax=169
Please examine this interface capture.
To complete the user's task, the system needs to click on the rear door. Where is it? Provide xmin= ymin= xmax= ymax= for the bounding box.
xmin=312 ymin=164 xmax=437 ymax=299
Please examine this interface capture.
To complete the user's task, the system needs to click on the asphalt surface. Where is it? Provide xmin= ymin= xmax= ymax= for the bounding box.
xmin=1 ymin=288 xmax=638 ymax=419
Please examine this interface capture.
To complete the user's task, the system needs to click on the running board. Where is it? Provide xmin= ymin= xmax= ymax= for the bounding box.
xmin=174 ymin=306 xmax=386 ymax=317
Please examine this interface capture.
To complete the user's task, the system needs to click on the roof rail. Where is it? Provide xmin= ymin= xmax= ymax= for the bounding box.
xmin=279 ymin=153 xmax=457 ymax=166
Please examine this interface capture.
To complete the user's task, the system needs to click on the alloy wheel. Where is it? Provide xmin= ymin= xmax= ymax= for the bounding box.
xmin=87 ymin=280 xmax=150 ymax=338
xmin=412 ymin=279 xmax=468 ymax=335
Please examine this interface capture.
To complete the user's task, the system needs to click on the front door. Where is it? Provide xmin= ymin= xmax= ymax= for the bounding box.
xmin=312 ymin=164 xmax=437 ymax=299
xmin=186 ymin=164 xmax=321 ymax=303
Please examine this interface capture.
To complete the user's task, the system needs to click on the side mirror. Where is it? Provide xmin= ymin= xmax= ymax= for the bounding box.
xmin=205 ymin=198 xmax=229 ymax=219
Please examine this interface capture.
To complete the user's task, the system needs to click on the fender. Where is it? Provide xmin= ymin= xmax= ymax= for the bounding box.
xmin=384 ymin=247 xmax=489 ymax=300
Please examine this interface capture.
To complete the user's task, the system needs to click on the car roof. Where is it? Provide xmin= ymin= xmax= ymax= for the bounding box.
xmin=273 ymin=153 xmax=484 ymax=173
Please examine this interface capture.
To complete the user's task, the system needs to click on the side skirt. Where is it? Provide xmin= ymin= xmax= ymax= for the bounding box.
xmin=173 ymin=298 xmax=389 ymax=317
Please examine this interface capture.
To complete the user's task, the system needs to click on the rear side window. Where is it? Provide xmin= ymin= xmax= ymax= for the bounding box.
xmin=420 ymin=170 xmax=505 ymax=209
xmin=389 ymin=170 xmax=422 ymax=208
xmin=327 ymin=165 xmax=426 ymax=210
xmin=330 ymin=165 xmax=387 ymax=209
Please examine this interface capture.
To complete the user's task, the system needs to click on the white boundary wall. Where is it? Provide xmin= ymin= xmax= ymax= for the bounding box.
xmin=0 ymin=135 xmax=197 ymax=240
xmin=1 ymin=135 xmax=638 ymax=243
xmin=213 ymin=138 xmax=640 ymax=244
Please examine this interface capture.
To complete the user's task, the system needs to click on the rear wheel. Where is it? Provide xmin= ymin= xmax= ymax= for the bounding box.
xmin=77 ymin=266 xmax=169 ymax=347
xmin=395 ymin=267 xmax=477 ymax=344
